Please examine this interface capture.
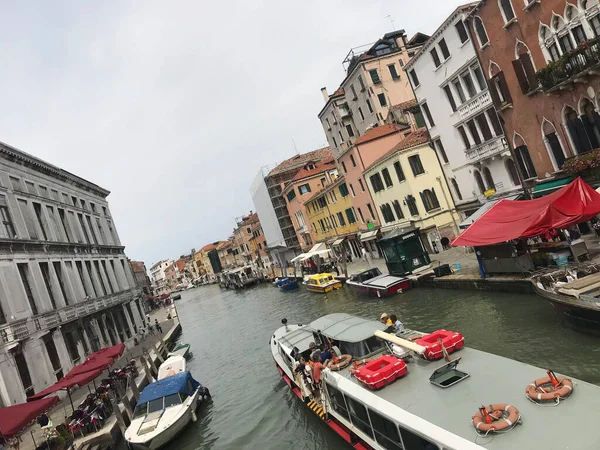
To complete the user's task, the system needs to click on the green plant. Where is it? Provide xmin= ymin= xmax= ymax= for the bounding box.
xmin=562 ymin=149 xmax=600 ymax=174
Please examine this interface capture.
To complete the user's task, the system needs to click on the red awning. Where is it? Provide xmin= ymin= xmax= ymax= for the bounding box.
xmin=0 ymin=396 xmax=59 ymax=440
xmin=453 ymin=178 xmax=600 ymax=247
xmin=27 ymin=367 xmax=105 ymax=402
xmin=86 ymin=343 xmax=125 ymax=362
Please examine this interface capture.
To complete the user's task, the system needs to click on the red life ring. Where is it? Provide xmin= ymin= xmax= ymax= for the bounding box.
xmin=526 ymin=371 xmax=573 ymax=403
xmin=472 ymin=404 xmax=520 ymax=433
xmin=326 ymin=354 xmax=352 ymax=371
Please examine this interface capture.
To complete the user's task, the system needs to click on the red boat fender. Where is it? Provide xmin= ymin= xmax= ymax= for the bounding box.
xmin=354 ymin=355 xmax=408 ymax=390
xmin=415 ymin=330 xmax=465 ymax=361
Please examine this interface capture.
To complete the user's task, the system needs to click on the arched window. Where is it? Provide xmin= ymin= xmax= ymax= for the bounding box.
xmin=551 ymin=14 xmax=566 ymax=31
xmin=483 ymin=167 xmax=495 ymax=190
xmin=474 ymin=16 xmax=489 ymax=47
xmin=513 ymin=133 xmax=537 ymax=179
xmin=506 ymin=159 xmax=521 ymax=185
xmin=581 ymin=98 xmax=600 ymax=147
xmin=542 ymin=119 xmax=567 ymax=170
xmin=451 ymin=178 xmax=463 ymax=201
xmin=580 ymin=0 xmax=599 ymax=10
xmin=474 ymin=170 xmax=486 ymax=194
xmin=499 ymin=0 xmax=516 ymax=23
xmin=421 ymin=189 xmax=441 ymax=212
xmin=513 ymin=41 xmax=538 ymax=94
xmin=564 ymin=102 xmax=600 ymax=153
xmin=565 ymin=4 xmax=579 ymax=21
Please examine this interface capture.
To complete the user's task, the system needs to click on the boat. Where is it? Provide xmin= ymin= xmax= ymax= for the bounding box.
xmin=168 ymin=343 xmax=191 ymax=359
xmin=220 ymin=265 xmax=260 ymax=289
xmin=125 ymin=371 xmax=210 ymax=450
xmin=270 ymin=313 xmax=600 ymax=450
xmin=531 ymin=264 xmax=600 ymax=329
xmin=171 ymin=294 xmax=182 ymax=301
xmin=157 ymin=355 xmax=186 ymax=380
xmin=302 ymin=273 xmax=342 ymax=293
xmin=345 ymin=267 xmax=411 ymax=297
xmin=277 ymin=277 xmax=298 ymax=291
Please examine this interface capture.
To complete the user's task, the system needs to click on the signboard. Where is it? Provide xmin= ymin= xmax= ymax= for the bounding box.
xmin=484 ymin=189 xmax=496 ymax=197
xmin=367 ymin=222 xmax=375 ymax=230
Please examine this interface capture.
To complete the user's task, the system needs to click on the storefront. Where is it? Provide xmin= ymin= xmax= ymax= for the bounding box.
xmin=359 ymin=230 xmax=382 ymax=259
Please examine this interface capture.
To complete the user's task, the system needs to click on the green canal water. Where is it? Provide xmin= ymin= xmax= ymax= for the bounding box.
xmin=167 ymin=284 xmax=600 ymax=450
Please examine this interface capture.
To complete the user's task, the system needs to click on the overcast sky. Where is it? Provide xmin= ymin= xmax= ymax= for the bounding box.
xmin=0 ymin=0 xmax=468 ymax=266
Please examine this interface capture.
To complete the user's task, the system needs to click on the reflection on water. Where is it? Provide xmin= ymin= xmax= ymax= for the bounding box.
xmin=172 ymin=283 xmax=600 ymax=450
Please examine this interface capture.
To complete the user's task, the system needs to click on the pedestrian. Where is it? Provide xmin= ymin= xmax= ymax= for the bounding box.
xmin=146 ymin=314 xmax=150 ymax=326
xmin=154 ymin=319 xmax=162 ymax=334
xmin=362 ymin=246 xmax=368 ymax=262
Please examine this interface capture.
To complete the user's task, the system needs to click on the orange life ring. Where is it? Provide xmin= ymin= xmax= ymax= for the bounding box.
xmin=471 ymin=404 xmax=520 ymax=433
xmin=349 ymin=358 xmax=372 ymax=375
xmin=326 ymin=354 xmax=352 ymax=371
xmin=526 ymin=375 xmax=573 ymax=403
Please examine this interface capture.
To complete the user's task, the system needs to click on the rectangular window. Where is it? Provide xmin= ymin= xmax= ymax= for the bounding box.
xmin=18 ymin=263 xmax=38 ymax=315
xmin=382 ymin=168 xmax=393 ymax=187
xmin=336 ymin=212 xmax=346 ymax=227
xmin=487 ymin=108 xmax=503 ymax=136
xmin=350 ymin=84 xmax=358 ymax=99
xmin=443 ymin=85 xmax=457 ymax=112
xmin=10 ymin=176 xmax=22 ymax=192
xmin=369 ymin=408 xmax=404 ymax=450
xmin=461 ymin=71 xmax=477 ymax=97
xmin=50 ymin=189 xmax=59 ymax=201
xmin=394 ymin=161 xmax=406 ymax=182
xmin=573 ymin=25 xmax=587 ymax=44
xmin=559 ymin=34 xmax=574 ymax=53
xmin=298 ymin=184 xmax=311 ymax=195
xmin=369 ymin=69 xmax=381 ymax=84
xmin=367 ymin=203 xmax=374 ymax=219
xmin=39 ymin=262 xmax=57 ymax=309
xmin=25 ymin=181 xmax=36 ymax=195
xmin=345 ymin=208 xmax=357 ymax=224
xmin=377 ymin=93 xmax=387 ymax=107
xmin=452 ymin=79 xmax=466 ymax=103
xmin=0 ymin=197 xmax=15 ymax=238
xmin=94 ymin=261 xmax=108 ymax=295
xmin=421 ymin=102 xmax=435 ymax=127
xmin=326 ymin=384 xmax=349 ymax=421
xmin=345 ymin=396 xmax=374 ymax=438
xmin=358 ymin=107 xmax=365 ymax=121
xmin=71 ymin=196 xmax=78 ymax=207
xmin=475 ymin=113 xmax=493 ymax=141
xmin=46 ymin=205 xmax=60 ymax=241
xmin=39 ymin=186 xmax=48 ymax=198
xmin=53 ymin=261 xmax=69 ymax=305
xmin=455 ymin=20 xmax=469 ymax=43
xmin=458 ymin=126 xmax=471 ymax=149
xmin=472 ymin=65 xmax=487 ymax=91
xmin=286 ymin=189 xmax=296 ymax=202
xmin=77 ymin=213 xmax=91 ymax=243
xmin=591 ymin=15 xmax=600 ymax=37
xmin=399 ymin=426 xmax=439 ymax=450
xmin=345 ymin=124 xmax=355 ymax=137
xmin=80 ymin=200 xmax=87 ymax=210
xmin=435 ymin=139 xmax=449 ymax=163
xmin=358 ymin=75 xmax=366 ymax=91
xmin=350 ymin=184 xmax=356 ymax=196
xmin=430 ymin=48 xmax=441 ymax=67
xmin=332 ymin=136 xmax=338 ymax=147
xmin=467 ymin=120 xmax=482 ymax=145
xmin=388 ymin=64 xmax=399 ymax=79
xmin=392 ymin=200 xmax=404 ymax=220
xmin=358 ymin=178 xmax=365 ymax=192
xmin=339 ymin=183 xmax=349 ymax=197
xmin=380 ymin=204 xmax=395 ymax=223
xmin=85 ymin=261 xmax=99 ymax=297
xmin=408 ymin=155 xmax=425 ymax=176
xmin=32 ymin=202 xmax=48 ymax=241
xmin=439 ymin=38 xmax=450 ymax=59
xmin=369 ymin=173 xmax=385 ymax=192
xmin=366 ymin=99 xmax=374 ymax=114
xmin=548 ymin=43 xmax=561 ymax=62
xmin=409 ymin=69 xmax=420 ymax=87
xmin=357 ymin=207 xmax=365 ymax=222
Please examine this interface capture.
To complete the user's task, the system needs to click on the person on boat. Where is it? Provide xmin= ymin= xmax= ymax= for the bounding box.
xmin=380 ymin=313 xmax=393 ymax=326
xmin=295 ymin=356 xmax=313 ymax=393
xmin=311 ymin=354 xmax=324 ymax=402
xmin=319 ymin=344 xmax=332 ymax=365
xmin=308 ymin=342 xmax=321 ymax=362
xmin=390 ymin=314 xmax=404 ymax=331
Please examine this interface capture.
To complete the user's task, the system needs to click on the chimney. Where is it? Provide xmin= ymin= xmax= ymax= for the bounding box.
xmin=321 ymin=87 xmax=329 ymax=102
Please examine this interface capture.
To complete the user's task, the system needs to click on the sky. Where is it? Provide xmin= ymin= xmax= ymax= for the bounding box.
xmin=0 ymin=0 xmax=468 ymax=266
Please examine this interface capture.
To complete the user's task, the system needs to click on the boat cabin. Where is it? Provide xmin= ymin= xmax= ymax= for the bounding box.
xmin=348 ymin=268 xmax=383 ymax=284
xmin=306 ymin=273 xmax=336 ymax=286
xmin=133 ymin=371 xmax=199 ymax=421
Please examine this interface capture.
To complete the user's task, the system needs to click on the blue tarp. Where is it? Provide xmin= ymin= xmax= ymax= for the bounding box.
xmin=136 ymin=371 xmax=199 ymax=406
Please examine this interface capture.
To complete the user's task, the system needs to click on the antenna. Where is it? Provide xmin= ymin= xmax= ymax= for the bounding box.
xmin=292 ymin=138 xmax=299 ymax=154
xmin=385 ymin=14 xmax=396 ymax=31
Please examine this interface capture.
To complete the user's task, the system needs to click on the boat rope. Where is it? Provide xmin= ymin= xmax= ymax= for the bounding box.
xmin=473 ymin=415 xmax=521 ymax=445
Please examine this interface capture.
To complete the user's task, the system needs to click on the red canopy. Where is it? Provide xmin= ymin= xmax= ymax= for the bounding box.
xmin=27 ymin=368 xmax=105 ymax=402
xmin=453 ymin=178 xmax=600 ymax=247
xmin=0 ymin=396 xmax=59 ymax=440
xmin=85 ymin=343 xmax=125 ymax=363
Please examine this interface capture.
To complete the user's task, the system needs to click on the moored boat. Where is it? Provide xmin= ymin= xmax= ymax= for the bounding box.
xmin=270 ymin=313 xmax=600 ymax=449
xmin=346 ymin=267 xmax=411 ymax=297
xmin=302 ymin=273 xmax=342 ymax=293
xmin=157 ymin=355 xmax=186 ymax=380
xmin=277 ymin=277 xmax=298 ymax=291
xmin=125 ymin=371 xmax=210 ymax=450
xmin=168 ymin=343 xmax=191 ymax=359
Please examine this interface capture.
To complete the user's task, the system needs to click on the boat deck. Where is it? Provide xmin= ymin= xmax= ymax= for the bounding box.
xmin=338 ymin=346 xmax=600 ymax=449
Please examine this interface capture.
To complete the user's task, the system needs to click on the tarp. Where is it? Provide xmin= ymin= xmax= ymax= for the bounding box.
xmin=0 ymin=396 xmax=59 ymax=440
xmin=459 ymin=195 xmax=520 ymax=230
xmin=452 ymin=178 xmax=600 ymax=247
xmin=136 ymin=371 xmax=199 ymax=406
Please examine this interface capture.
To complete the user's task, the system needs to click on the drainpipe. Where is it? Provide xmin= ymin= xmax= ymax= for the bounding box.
xmin=436 ymin=176 xmax=460 ymax=236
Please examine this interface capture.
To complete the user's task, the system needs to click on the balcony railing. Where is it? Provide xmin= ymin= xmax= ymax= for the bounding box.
xmin=465 ymin=136 xmax=509 ymax=164
xmin=458 ymin=90 xmax=492 ymax=120
xmin=537 ymin=37 xmax=600 ymax=92
xmin=0 ymin=288 xmax=141 ymax=346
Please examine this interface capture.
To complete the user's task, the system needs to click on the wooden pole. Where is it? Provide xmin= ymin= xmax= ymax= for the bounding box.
xmin=341 ymin=244 xmax=348 ymax=278
xmin=109 ymin=396 xmax=127 ymax=434
xmin=130 ymin=373 xmax=140 ymax=401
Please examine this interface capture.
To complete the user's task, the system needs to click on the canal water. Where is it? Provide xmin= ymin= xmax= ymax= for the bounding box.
xmin=167 ymin=284 xmax=600 ymax=450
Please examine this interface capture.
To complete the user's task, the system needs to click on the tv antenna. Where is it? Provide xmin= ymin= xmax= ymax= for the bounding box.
xmin=292 ymin=138 xmax=299 ymax=154
xmin=385 ymin=15 xmax=396 ymax=31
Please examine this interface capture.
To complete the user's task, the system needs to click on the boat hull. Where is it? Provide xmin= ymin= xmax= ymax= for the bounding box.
xmin=279 ymin=281 xmax=298 ymax=291
xmin=347 ymin=278 xmax=411 ymax=298
xmin=304 ymin=281 xmax=343 ymax=293
xmin=532 ymin=282 xmax=600 ymax=330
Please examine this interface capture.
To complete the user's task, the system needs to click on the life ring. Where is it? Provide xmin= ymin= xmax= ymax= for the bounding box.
xmin=471 ymin=404 xmax=520 ymax=433
xmin=349 ymin=358 xmax=372 ymax=375
xmin=526 ymin=371 xmax=573 ymax=403
xmin=326 ymin=354 xmax=352 ymax=371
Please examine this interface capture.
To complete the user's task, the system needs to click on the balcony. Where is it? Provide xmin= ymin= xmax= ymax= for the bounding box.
xmin=537 ymin=38 xmax=600 ymax=92
xmin=0 ymin=288 xmax=141 ymax=346
xmin=465 ymin=136 xmax=509 ymax=164
xmin=338 ymin=103 xmax=352 ymax=118
xmin=457 ymin=90 xmax=492 ymax=120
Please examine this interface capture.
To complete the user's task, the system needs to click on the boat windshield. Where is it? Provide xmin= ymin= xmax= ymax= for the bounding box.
xmin=133 ymin=403 xmax=147 ymax=419
xmin=148 ymin=398 xmax=164 ymax=414
xmin=339 ymin=336 xmax=385 ymax=359
xmin=164 ymin=393 xmax=182 ymax=408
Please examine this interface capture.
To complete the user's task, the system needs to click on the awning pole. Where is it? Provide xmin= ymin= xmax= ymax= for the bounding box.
xmin=67 ymin=388 xmax=75 ymax=413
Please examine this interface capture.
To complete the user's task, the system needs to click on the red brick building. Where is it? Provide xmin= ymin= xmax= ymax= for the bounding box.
xmin=467 ymin=0 xmax=600 ymax=188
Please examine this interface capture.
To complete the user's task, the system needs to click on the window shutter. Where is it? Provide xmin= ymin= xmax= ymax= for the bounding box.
xmin=497 ymin=72 xmax=512 ymax=104
xmin=431 ymin=188 xmax=440 ymax=208
xmin=567 ymin=119 xmax=590 ymax=154
xmin=546 ymin=133 xmax=566 ymax=168
xmin=519 ymin=54 xmax=538 ymax=90
xmin=419 ymin=192 xmax=427 ymax=211
xmin=581 ymin=114 xmax=600 ymax=149
xmin=488 ymin=75 xmax=502 ymax=106
xmin=511 ymin=59 xmax=530 ymax=94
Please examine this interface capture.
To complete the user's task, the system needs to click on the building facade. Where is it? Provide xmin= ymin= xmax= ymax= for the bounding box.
xmin=129 ymin=260 xmax=152 ymax=296
xmin=405 ymin=4 xmax=523 ymax=219
xmin=150 ymin=259 xmax=171 ymax=295
xmin=466 ymin=0 xmax=600 ymax=188
xmin=363 ymin=130 xmax=460 ymax=253
xmin=0 ymin=142 xmax=143 ymax=406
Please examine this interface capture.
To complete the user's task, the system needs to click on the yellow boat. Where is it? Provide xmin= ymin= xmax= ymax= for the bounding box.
xmin=302 ymin=273 xmax=343 ymax=293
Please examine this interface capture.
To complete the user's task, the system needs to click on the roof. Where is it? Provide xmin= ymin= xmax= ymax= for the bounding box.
xmin=406 ymin=32 xmax=431 ymax=48
xmin=200 ymin=243 xmax=217 ymax=252
xmin=136 ymin=371 xmax=199 ymax=406
xmin=289 ymin=155 xmax=335 ymax=184
xmin=303 ymin=174 xmax=346 ymax=204
xmin=363 ymin=129 xmax=430 ymax=173
xmin=392 ymin=99 xmax=418 ymax=111
xmin=353 ymin=124 xmax=402 ymax=146
xmin=309 ymin=313 xmax=385 ymax=343
xmin=268 ymin=146 xmax=332 ymax=177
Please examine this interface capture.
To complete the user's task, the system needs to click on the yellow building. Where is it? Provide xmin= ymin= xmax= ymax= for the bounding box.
xmin=193 ymin=248 xmax=206 ymax=278
xmin=363 ymin=129 xmax=460 ymax=254
xmin=304 ymin=176 xmax=362 ymax=258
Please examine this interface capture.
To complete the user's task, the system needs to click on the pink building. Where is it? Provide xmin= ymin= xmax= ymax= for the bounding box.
xmin=281 ymin=152 xmax=337 ymax=252
xmin=336 ymin=124 xmax=413 ymax=257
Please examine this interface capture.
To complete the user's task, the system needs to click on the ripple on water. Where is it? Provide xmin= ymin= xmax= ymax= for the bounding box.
xmin=169 ymin=283 xmax=600 ymax=450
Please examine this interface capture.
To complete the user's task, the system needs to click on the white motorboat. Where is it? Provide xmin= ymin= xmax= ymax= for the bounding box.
xmin=168 ymin=343 xmax=191 ymax=359
xmin=157 ymin=355 xmax=186 ymax=380
xmin=125 ymin=371 xmax=210 ymax=450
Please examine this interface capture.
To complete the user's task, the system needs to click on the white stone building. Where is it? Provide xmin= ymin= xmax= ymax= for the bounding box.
xmin=0 ymin=142 xmax=144 ymax=406
xmin=150 ymin=259 xmax=171 ymax=295
xmin=404 ymin=4 xmax=523 ymax=220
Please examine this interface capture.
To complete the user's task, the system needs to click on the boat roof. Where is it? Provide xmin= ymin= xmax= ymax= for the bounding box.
xmin=278 ymin=327 xmax=314 ymax=351
xmin=136 ymin=371 xmax=199 ymax=406
xmin=363 ymin=274 xmax=406 ymax=288
xmin=325 ymin=326 xmax=600 ymax=449
xmin=309 ymin=313 xmax=385 ymax=343
xmin=309 ymin=273 xmax=335 ymax=280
